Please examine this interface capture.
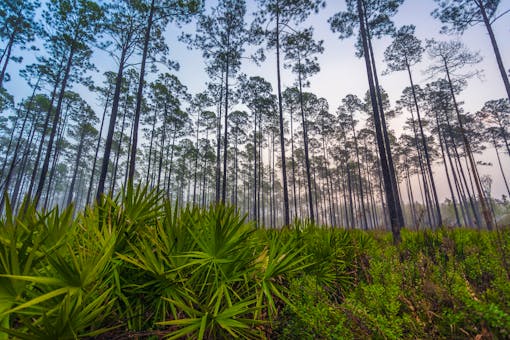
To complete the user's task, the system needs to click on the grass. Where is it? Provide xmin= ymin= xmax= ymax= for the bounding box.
xmin=1 ymin=187 xmax=509 ymax=339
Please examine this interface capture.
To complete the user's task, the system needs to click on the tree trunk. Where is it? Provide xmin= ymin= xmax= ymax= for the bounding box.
xmin=67 ymin=130 xmax=86 ymax=206
xmin=97 ymin=47 xmax=128 ymax=201
xmin=298 ymin=69 xmax=315 ymax=223
xmin=222 ymin=51 xmax=230 ymax=204
xmin=276 ymin=1 xmax=290 ymax=226
xmin=146 ymin=108 xmax=158 ymax=185
xmin=215 ymin=75 xmax=224 ymax=203
xmin=0 ymin=31 xmax=15 ymax=89
xmin=357 ymin=0 xmax=400 ymax=242
xmin=406 ymin=62 xmax=443 ymax=227
xmin=44 ymin=103 xmax=71 ymax=210
xmin=290 ymin=108 xmax=298 ymax=220
xmin=193 ymin=110 xmax=200 ymax=205
xmin=111 ymin=97 xmax=128 ymax=193
xmin=157 ymin=116 xmax=166 ymax=189
xmin=478 ymin=1 xmax=510 ymax=102
xmin=366 ymin=23 xmax=405 ymax=230
xmin=128 ymin=0 xmax=156 ymax=184
xmin=493 ymin=135 xmax=510 ymax=198
xmin=350 ymin=113 xmax=368 ymax=229
xmin=253 ymin=112 xmax=257 ymax=224
xmin=34 ymin=47 xmax=75 ymax=206
xmin=86 ymin=86 xmax=110 ymax=206
xmin=0 ymin=77 xmax=40 ymax=211
xmin=444 ymin=59 xmax=493 ymax=230
xmin=435 ymin=115 xmax=461 ymax=226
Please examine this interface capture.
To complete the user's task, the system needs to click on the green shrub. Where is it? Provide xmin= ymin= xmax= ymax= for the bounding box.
xmin=1 ymin=190 xmax=509 ymax=339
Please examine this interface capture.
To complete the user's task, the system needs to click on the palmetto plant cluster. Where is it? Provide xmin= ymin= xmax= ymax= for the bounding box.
xmin=1 ymin=186 xmax=510 ymax=338
xmin=0 ymin=186 xmax=355 ymax=339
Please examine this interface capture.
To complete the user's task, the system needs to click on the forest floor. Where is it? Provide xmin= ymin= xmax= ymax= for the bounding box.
xmin=1 ymin=190 xmax=509 ymax=339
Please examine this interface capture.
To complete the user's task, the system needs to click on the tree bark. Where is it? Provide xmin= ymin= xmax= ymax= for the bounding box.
xmin=276 ymin=1 xmax=290 ymax=226
xmin=406 ymin=62 xmax=443 ymax=227
xmin=357 ymin=0 xmax=400 ymax=242
xmin=67 ymin=129 xmax=86 ymax=206
xmin=97 ymin=47 xmax=128 ymax=201
xmin=477 ymin=1 xmax=510 ymax=103
xmin=34 ymin=46 xmax=75 ymax=206
xmin=444 ymin=59 xmax=494 ymax=230
xmin=128 ymin=0 xmax=156 ymax=184
xmin=298 ymin=69 xmax=315 ymax=223
xmin=86 ymin=86 xmax=110 ymax=205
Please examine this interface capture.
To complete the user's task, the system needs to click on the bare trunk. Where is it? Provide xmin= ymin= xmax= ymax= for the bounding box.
xmin=128 ymin=0 xmax=156 ymax=183
xmin=276 ymin=1 xmax=290 ymax=225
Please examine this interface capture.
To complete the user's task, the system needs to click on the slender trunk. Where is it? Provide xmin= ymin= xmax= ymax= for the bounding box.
xmin=0 ymin=31 xmax=15 ymax=88
xmin=193 ymin=110 xmax=200 ymax=205
xmin=86 ymin=87 xmax=110 ymax=206
xmin=253 ymin=112 xmax=257 ymax=223
xmin=67 ymin=130 xmax=86 ymax=205
xmin=357 ymin=0 xmax=400 ymax=241
xmin=25 ymin=70 xmax=62 ymax=202
xmin=276 ymin=1 xmax=290 ymax=226
xmin=436 ymin=116 xmax=461 ymax=227
xmin=366 ymin=21 xmax=404 ymax=229
xmin=222 ymin=51 xmax=230 ymax=204
xmin=34 ymin=47 xmax=75 ymax=206
xmin=346 ymin=162 xmax=355 ymax=229
xmin=157 ymin=118 xmax=166 ymax=188
xmin=167 ymin=130 xmax=177 ymax=196
xmin=44 ymin=104 xmax=70 ymax=210
xmin=477 ymin=1 xmax=510 ymax=102
xmin=406 ymin=62 xmax=442 ymax=226
xmin=11 ymin=109 xmax=41 ymax=209
xmin=446 ymin=128 xmax=472 ymax=227
xmin=215 ymin=75 xmax=224 ymax=203
xmin=201 ymin=129 xmax=209 ymax=207
xmin=123 ymin=112 xmax=135 ymax=190
xmin=448 ymin=118 xmax=479 ymax=227
xmin=111 ymin=98 xmax=128 ymax=193
xmin=0 ymin=77 xmax=40 ymax=210
xmin=298 ymin=69 xmax=315 ymax=223
xmin=410 ymin=108 xmax=434 ymax=227
xmin=146 ymin=108 xmax=158 ymax=185
xmin=0 ymin=106 xmax=20 ymax=183
xmin=493 ymin=136 xmax=510 ymax=198
xmin=350 ymin=113 xmax=368 ymax=228
xmin=128 ymin=0 xmax=155 ymax=184
xmin=445 ymin=59 xmax=493 ymax=229
xmin=290 ymin=108 xmax=298 ymax=220
xmin=234 ymin=129 xmax=238 ymax=206
xmin=97 ymin=47 xmax=128 ymax=200
xmin=405 ymin=158 xmax=418 ymax=228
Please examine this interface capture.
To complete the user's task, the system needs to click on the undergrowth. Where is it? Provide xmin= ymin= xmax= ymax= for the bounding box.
xmin=0 ymin=187 xmax=509 ymax=339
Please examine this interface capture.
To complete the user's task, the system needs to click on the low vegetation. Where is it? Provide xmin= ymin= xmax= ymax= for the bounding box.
xmin=1 ymin=187 xmax=509 ymax=339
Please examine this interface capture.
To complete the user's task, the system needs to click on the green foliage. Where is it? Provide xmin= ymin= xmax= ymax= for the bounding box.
xmin=1 ymin=190 xmax=509 ymax=338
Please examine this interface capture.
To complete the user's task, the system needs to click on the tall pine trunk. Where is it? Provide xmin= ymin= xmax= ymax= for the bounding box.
xmin=222 ymin=50 xmax=230 ymax=204
xmin=34 ymin=47 xmax=75 ymax=206
xmin=444 ymin=59 xmax=493 ymax=229
xmin=97 ymin=47 xmax=128 ymax=200
xmin=86 ymin=87 xmax=110 ymax=205
xmin=128 ymin=0 xmax=156 ymax=183
xmin=67 ymin=130 xmax=86 ymax=205
xmin=298 ymin=69 xmax=315 ymax=223
xmin=477 ymin=1 xmax=510 ymax=102
xmin=357 ymin=0 xmax=400 ymax=242
xmin=406 ymin=62 xmax=442 ymax=227
xmin=276 ymin=1 xmax=290 ymax=225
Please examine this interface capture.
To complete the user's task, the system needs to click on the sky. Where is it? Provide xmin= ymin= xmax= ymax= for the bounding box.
xmin=4 ymin=0 xmax=510 ymax=201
